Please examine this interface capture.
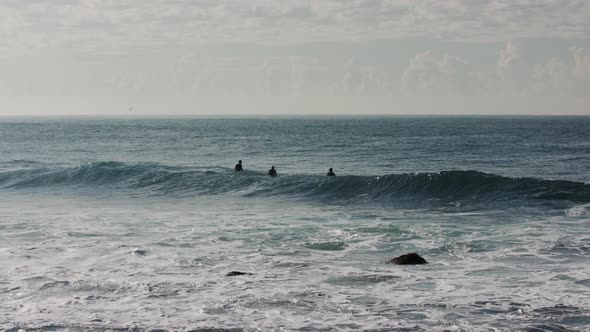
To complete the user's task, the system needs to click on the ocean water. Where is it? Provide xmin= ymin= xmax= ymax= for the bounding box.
xmin=1 ymin=116 xmax=589 ymax=332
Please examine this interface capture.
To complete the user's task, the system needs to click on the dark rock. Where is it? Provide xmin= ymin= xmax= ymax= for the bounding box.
xmin=388 ymin=253 xmax=428 ymax=265
xmin=226 ymin=271 xmax=253 ymax=277
xmin=132 ymin=249 xmax=148 ymax=256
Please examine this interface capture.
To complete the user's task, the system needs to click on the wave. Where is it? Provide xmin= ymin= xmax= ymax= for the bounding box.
xmin=1 ymin=161 xmax=589 ymax=206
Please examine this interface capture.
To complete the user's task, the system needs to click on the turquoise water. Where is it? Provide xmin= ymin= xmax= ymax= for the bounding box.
xmin=1 ymin=117 xmax=589 ymax=331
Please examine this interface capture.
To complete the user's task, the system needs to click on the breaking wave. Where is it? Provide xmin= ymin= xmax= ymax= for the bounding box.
xmin=1 ymin=161 xmax=589 ymax=206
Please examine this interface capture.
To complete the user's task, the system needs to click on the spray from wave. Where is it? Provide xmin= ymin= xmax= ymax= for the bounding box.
xmin=1 ymin=161 xmax=589 ymax=207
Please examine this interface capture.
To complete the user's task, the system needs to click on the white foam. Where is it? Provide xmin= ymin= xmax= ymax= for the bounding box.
xmin=566 ymin=203 xmax=590 ymax=217
xmin=2 ymin=193 xmax=590 ymax=331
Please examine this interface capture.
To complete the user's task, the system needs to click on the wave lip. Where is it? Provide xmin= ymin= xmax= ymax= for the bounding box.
xmin=1 ymin=161 xmax=589 ymax=205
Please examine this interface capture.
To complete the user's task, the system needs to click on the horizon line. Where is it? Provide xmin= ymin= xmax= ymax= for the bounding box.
xmin=1 ymin=113 xmax=590 ymax=118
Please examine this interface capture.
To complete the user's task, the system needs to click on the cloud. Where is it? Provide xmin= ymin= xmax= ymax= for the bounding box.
xmin=533 ymin=47 xmax=590 ymax=96
xmin=533 ymin=56 xmax=573 ymax=96
xmin=1 ymin=0 xmax=590 ymax=54
xmin=0 ymin=1 xmax=589 ymax=115
xmin=402 ymin=50 xmax=483 ymax=95
xmin=497 ymin=41 xmax=521 ymax=75
xmin=495 ymin=40 xmax=533 ymax=92
xmin=571 ymin=47 xmax=590 ymax=77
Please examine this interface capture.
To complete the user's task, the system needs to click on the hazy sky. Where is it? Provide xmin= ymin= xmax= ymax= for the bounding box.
xmin=1 ymin=0 xmax=589 ymax=115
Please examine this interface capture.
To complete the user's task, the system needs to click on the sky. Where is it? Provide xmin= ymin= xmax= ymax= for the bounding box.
xmin=1 ymin=0 xmax=589 ymax=115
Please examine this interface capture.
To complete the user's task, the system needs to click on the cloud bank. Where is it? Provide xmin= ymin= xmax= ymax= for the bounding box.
xmin=0 ymin=1 xmax=589 ymax=115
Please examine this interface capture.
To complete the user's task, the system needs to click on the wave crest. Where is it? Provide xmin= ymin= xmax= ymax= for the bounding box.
xmin=1 ymin=161 xmax=589 ymax=205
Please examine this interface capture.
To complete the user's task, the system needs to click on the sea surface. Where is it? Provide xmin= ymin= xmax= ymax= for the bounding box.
xmin=1 ymin=116 xmax=589 ymax=332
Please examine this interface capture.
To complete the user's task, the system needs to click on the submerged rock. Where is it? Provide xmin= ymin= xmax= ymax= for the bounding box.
xmin=226 ymin=271 xmax=253 ymax=277
xmin=388 ymin=253 xmax=428 ymax=265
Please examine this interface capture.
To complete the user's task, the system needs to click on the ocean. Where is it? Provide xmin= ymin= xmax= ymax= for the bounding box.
xmin=1 ymin=116 xmax=589 ymax=331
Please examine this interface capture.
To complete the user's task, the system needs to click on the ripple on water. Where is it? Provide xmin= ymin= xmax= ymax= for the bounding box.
xmin=305 ymin=241 xmax=346 ymax=251
xmin=326 ymin=273 xmax=400 ymax=285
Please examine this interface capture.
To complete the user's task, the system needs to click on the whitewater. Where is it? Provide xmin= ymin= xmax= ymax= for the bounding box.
xmin=1 ymin=116 xmax=589 ymax=331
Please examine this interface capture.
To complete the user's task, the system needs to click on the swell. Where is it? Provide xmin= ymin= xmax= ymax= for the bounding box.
xmin=1 ymin=161 xmax=589 ymax=205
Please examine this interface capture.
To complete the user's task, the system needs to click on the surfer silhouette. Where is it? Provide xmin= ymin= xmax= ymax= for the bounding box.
xmin=234 ymin=160 xmax=243 ymax=172
xmin=327 ymin=168 xmax=336 ymax=176
xmin=268 ymin=166 xmax=277 ymax=177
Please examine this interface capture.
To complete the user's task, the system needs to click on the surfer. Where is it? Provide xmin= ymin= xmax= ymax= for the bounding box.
xmin=234 ymin=160 xmax=243 ymax=172
xmin=268 ymin=166 xmax=277 ymax=177
xmin=327 ymin=168 xmax=336 ymax=176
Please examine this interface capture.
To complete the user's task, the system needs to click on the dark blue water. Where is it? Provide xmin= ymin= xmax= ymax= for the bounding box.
xmin=1 ymin=116 xmax=589 ymax=331
xmin=1 ymin=116 xmax=588 ymax=180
